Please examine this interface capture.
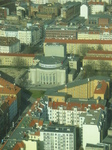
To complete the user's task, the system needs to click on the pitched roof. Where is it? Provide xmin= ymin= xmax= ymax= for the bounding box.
xmin=94 ymin=80 xmax=107 ymax=95
xmin=88 ymin=1 xmax=104 ymax=5
xmin=83 ymin=56 xmax=112 ymax=61
xmin=29 ymin=119 xmax=38 ymax=127
xmin=87 ymin=50 xmax=112 ymax=54
xmin=13 ymin=141 xmax=25 ymax=150
xmin=0 ymin=53 xmax=35 ymax=57
xmin=0 ymin=77 xmax=21 ymax=95
xmin=5 ymin=96 xmax=16 ymax=106
xmin=48 ymin=101 xmax=105 ymax=111
xmin=44 ymin=38 xmax=112 ymax=44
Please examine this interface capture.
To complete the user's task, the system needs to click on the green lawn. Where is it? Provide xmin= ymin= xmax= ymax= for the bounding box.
xmin=29 ymin=90 xmax=45 ymax=99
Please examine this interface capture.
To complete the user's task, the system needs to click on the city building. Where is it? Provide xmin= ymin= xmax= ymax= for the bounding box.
xmin=0 ymin=37 xmax=21 ymax=53
xmin=80 ymin=4 xmax=89 ymax=19
xmin=57 ymin=76 xmax=110 ymax=99
xmin=61 ymin=2 xmax=81 ymax=19
xmin=30 ymin=0 xmax=48 ymax=4
xmin=29 ymin=56 xmax=68 ymax=85
xmin=5 ymin=96 xmax=17 ymax=124
xmin=0 ymin=101 xmax=9 ymax=140
xmin=40 ymin=125 xmax=76 ymax=150
xmin=44 ymin=43 xmax=66 ymax=57
xmin=88 ymin=1 xmax=105 ymax=15
xmin=0 ymin=26 xmax=40 ymax=45
xmin=47 ymin=98 xmax=106 ymax=126
xmin=0 ymin=7 xmax=9 ymax=18
xmin=45 ymin=25 xmax=77 ymax=40
xmin=80 ymin=109 xmax=107 ymax=150
xmin=0 ymin=77 xmax=21 ymax=110
xmin=85 ymin=143 xmax=110 ymax=150
xmin=0 ymin=53 xmax=35 ymax=67
xmin=44 ymin=38 xmax=112 ymax=55
xmin=83 ymin=51 xmax=112 ymax=70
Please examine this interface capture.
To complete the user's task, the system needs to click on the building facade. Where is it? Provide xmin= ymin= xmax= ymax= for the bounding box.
xmin=40 ymin=125 xmax=76 ymax=150
xmin=29 ymin=56 xmax=68 ymax=85
xmin=0 ymin=37 xmax=20 ymax=53
xmin=0 ymin=53 xmax=35 ymax=67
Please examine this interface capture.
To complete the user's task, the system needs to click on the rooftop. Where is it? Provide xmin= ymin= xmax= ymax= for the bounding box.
xmin=0 ymin=37 xmax=19 ymax=46
xmin=44 ymin=38 xmax=112 ymax=44
xmin=0 ymin=77 xmax=21 ymax=95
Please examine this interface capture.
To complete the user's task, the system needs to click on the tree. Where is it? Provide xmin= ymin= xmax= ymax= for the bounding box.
xmin=97 ymin=44 xmax=103 ymax=51
xmin=13 ymin=57 xmax=25 ymax=69
xmin=83 ymin=64 xmax=96 ymax=78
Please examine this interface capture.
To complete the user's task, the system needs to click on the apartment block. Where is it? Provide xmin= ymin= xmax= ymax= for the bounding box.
xmin=47 ymin=98 xmax=106 ymax=126
xmin=45 ymin=25 xmax=77 ymax=40
xmin=0 ymin=37 xmax=21 ymax=53
xmin=80 ymin=109 xmax=107 ymax=150
xmin=0 ymin=26 xmax=40 ymax=45
xmin=0 ymin=7 xmax=9 ymax=18
xmin=0 ymin=53 xmax=35 ymax=67
xmin=61 ymin=2 xmax=81 ymax=19
xmin=83 ymin=51 xmax=112 ymax=70
xmin=44 ymin=38 xmax=112 ymax=55
xmin=40 ymin=125 xmax=76 ymax=150
xmin=88 ymin=1 xmax=105 ymax=15
xmin=0 ymin=101 xmax=9 ymax=140
xmin=0 ymin=77 xmax=21 ymax=110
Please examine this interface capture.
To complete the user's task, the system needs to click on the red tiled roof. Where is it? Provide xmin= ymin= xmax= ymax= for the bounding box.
xmin=0 ymin=53 xmax=35 ymax=57
xmin=29 ymin=119 xmax=38 ymax=127
xmin=88 ymin=50 xmax=112 ymax=54
xmin=0 ymin=77 xmax=21 ymax=95
xmin=83 ymin=56 xmax=112 ymax=61
xmin=48 ymin=101 xmax=105 ymax=111
xmin=13 ymin=141 xmax=25 ymax=150
xmin=88 ymin=1 xmax=104 ymax=5
xmin=35 ymin=130 xmax=40 ymax=136
xmin=94 ymin=80 xmax=107 ymax=95
xmin=39 ymin=120 xmax=43 ymax=126
xmin=44 ymin=38 xmax=112 ymax=44
xmin=5 ymin=96 xmax=16 ymax=106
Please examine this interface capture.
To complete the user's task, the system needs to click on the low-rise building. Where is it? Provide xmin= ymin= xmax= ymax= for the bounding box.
xmin=29 ymin=56 xmax=68 ymax=85
xmin=57 ymin=76 xmax=110 ymax=100
xmin=0 ymin=37 xmax=20 ymax=53
xmin=44 ymin=43 xmax=66 ymax=57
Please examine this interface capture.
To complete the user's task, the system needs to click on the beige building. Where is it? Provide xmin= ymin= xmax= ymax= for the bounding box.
xmin=83 ymin=51 xmax=112 ymax=70
xmin=78 ymin=31 xmax=100 ymax=40
xmin=44 ymin=39 xmax=112 ymax=55
xmin=0 ymin=53 xmax=35 ymax=67
xmin=57 ymin=76 xmax=110 ymax=100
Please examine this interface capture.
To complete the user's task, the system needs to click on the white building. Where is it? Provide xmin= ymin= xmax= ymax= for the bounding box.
xmin=48 ymin=101 xmax=85 ymax=126
xmin=0 ymin=26 xmax=40 ymax=45
xmin=80 ymin=4 xmax=89 ymax=19
xmin=29 ymin=56 xmax=68 ymax=85
xmin=0 ymin=37 xmax=21 ymax=53
xmin=79 ymin=109 xmax=107 ymax=150
xmin=40 ymin=125 xmax=76 ymax=150
xmin=88 ymin=1 xmax=105 ymax=15
xmin=30 ymin=0 xmax=48 ymax=4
